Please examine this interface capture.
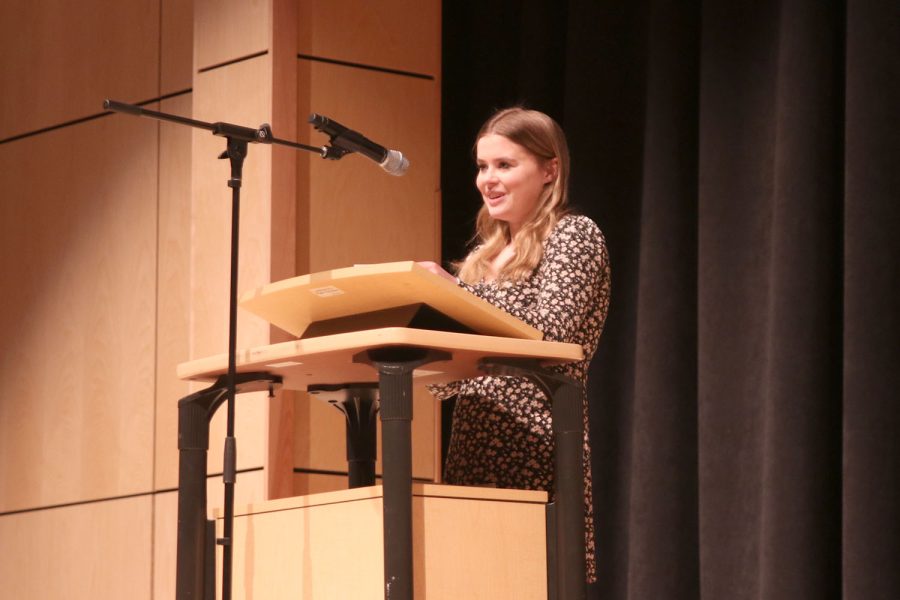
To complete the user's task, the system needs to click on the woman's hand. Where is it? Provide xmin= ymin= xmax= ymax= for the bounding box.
xmin=416 ymin=261 xmax=458 ymax=283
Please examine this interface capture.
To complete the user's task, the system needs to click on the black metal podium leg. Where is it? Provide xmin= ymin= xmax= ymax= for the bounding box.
xmin=549 ymin=378 xmax=587 ymax=600
xmin=343 ymin=390 xmax=379 ymax=488
xmin=378 ymin=364 xmax=415 ymax=600
xmin=309 ymin=384 xmax=380 ymax=488
xmin=177 ymin=393 xmax=219 ymax=600
xmin=175 ymin=372 xmax=280 ymax=600
xmin=355 ymin=348 xmax=449 ymax=600
xmin=479 ymin=358 xmax=587 ymax=600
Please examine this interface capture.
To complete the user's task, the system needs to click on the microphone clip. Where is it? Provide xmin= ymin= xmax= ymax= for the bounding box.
xmin=320 ymin=144 xmax=352 ymax=160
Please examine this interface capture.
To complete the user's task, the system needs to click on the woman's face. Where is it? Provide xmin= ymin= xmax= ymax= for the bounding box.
xmin=475 ymin=133 xmax=556 ymax=236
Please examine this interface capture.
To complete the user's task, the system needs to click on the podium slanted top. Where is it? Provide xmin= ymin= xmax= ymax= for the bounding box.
xmin=239 ymin=261 xmax=542 ymax=340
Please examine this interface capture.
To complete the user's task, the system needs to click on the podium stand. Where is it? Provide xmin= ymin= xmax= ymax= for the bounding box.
xmin=176 ymin=262 xmax=587 ymax=600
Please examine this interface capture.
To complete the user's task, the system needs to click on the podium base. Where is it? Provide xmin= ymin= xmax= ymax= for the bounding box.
xmin=214 ymin=484 xmax=549 ymax=599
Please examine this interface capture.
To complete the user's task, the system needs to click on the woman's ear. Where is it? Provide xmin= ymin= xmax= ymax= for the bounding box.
xmin=543 ymin=158 xmax=559 ymax=184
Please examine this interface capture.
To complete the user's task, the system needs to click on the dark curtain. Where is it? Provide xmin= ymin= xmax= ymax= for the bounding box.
xmin=441 ymin=1 xmax=899 ymax=598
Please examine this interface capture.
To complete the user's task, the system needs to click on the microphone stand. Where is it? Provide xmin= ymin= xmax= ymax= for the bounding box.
xmin=103 ymin=99 xmax=338 ymax=600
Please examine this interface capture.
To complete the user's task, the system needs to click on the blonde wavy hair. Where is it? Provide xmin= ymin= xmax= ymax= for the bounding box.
xmin=456 ymin=107 xmax=571 ymax=283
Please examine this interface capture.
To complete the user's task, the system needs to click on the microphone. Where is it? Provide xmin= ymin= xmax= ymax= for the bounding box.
xmin=308 ymin=113 xmax=409 ymax=176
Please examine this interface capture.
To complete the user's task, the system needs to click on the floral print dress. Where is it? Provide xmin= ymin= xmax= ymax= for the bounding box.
xmin=432 ymin=213 xmax=611 ymax=583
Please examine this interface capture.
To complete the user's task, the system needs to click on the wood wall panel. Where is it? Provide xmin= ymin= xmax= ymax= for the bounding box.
xmin=0 ymin=496 xmax=152 ymax=599
xmin=293 ymin=392 xmax=347 ymax=473
xmin=193 ymin=0 xmax=269 ymax=71
xmin=155 ymin=93 xmax=194 ymax=490
xmin=292 ymin=472 xmax=348 ymax=496
xmin=289 ymin=11 xmax=442 ymax=492
xmin=264 ymin=0 xmax=301 ymax=499
xmin=0 ymin=0 xmax=160 ymax=140
xmin=298 ymin=0 xmax=441 ymax=77
xmin=155 ymin=1 xmax=194 ymax=493
xmin=268 ymin=0 xmax=300 ymax=287
xmin=191 ymin=56 xmax=277 ymax=474
xmin=409 ymin=383 xmax=438 ymax=480
xmin=297 ymin=62 xmax=440 ymax=271
xmin=161 ymin=0 xmax=195 ymax=94
xmin=1 ymin=2 xmax=441 ymax=595
xmin=190 ymin=56 xmax=273 ymax=358
xmin=0 ymin=114 xmax=158 ymax=513
xmin=153 ymin=491 xmax=180 ymax=600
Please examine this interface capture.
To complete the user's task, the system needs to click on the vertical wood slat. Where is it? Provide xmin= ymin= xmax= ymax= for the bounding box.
xmin=0 ymin=114 xmax=158 ymax=513
xmin=266 ymin=0 xmax=302 ymax=500
xmin=155 ymin=93 xmax=194 ymax=491
xmin=285 ymin=1 xmax=443 ymax=495
xmin=190 ymin=45 xmax=280 ymax=477
xmin=161 ymin=0 xmax=194 ymax=94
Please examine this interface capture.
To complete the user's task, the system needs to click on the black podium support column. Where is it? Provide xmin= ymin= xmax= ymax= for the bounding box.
xmin=548 ymin=377 xmax=587 ymax=600
xmin=355 ymin=348 xmax=449 ymax=600
xmin=479 ymin=358 xmax=587 ymax=600
xmin=308 ymin=384 xmax=380 ymax=489
xmin=175 ymin=373 xmax=281 ymax=600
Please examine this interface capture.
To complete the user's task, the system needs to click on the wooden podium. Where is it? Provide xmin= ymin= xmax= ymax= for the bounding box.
xmin=175 ymin=262 xmax=587 ymax=600
xmin=216 ymin=484 xmax=550 ymax=599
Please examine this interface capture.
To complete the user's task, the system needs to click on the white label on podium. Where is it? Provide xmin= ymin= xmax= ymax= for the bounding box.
xmin=310 ymin=285 xmax=345 ymax=298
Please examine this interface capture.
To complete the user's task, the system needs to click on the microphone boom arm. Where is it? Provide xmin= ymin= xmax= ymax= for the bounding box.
xmin=103 ymin=99 xmax=328 ymax=156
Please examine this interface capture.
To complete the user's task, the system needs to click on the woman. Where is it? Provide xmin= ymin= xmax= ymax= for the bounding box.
xmin=419 ymin=107 xmax=610 ymax=583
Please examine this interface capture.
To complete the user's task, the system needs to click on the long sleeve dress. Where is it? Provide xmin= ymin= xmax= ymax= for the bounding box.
xmin=431 ymin=213 xmax=611 ymax=583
